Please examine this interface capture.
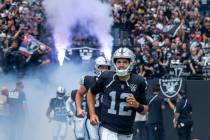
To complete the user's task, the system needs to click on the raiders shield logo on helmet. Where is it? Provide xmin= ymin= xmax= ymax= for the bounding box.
xmin=159 ymin=78 xmax=182 ymax=98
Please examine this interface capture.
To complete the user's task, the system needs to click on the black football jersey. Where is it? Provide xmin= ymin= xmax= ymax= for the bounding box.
xmin=8 ymin=90 xmax=26 ymax=116
xmin=147 ymin=95 xmax=164 ymax=124
xmin=82 ymin=75 xmax=102 ymax=119
xmin=176 ymin=98 xmax=193 ymax=126
xmin=90 ymin=71 xmax=147 ymax=135
xmin=71 ymin=89 xmax=86 ymax=113
xmin=49 ymin=96 xmax=69 ymax=122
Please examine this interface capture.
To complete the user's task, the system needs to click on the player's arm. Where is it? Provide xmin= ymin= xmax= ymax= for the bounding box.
xmin=141 ymin=104 xmax=149 ymax=114
xmin=167 ymin=98 xmax=176 ymax=110
xmin=87 ymin=89 xmax=97 ymax=119
xmin=75 ymin=77 xmax=87 ymax=117
xmin=87 ymin=74 xmax=104 ymax=125
xmin=46 ymin=99 xmax=53 ymax=119
xmin=173 ymin=101 xmax=182 ymax=128
xmin=66 ymin=96 xmax=73 ymax=118
xmin=127 ymin=78 xmax=148 ymax=114
xmin=75 ymin=85 xmax=86 ymax=117
xmin=127 ymin=95 xmax=148 ymax=114
xmin=173 ymin=112 xmax=180 ymax=128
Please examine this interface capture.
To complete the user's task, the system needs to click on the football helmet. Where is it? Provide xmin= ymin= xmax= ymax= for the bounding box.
xmin=94 ymin=56 xmax=110 ymax=75
xmin=56 ymin=86 xmax=66 ymax=98
xmin=112 ymin=47 xmax=135 ymax=76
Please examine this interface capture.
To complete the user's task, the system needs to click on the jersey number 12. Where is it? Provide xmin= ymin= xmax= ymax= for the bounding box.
xmin=108 ymin=91 xmax=132 ymax=116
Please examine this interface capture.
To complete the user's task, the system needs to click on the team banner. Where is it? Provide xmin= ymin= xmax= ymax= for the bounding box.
xmin=19 ymin=35 xmax=48 ymax=58
xmin=162 ymin=22 xmax=182 ymax=37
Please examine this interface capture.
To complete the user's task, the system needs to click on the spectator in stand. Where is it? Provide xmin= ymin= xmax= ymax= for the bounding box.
xmin=0 ymin=0 xmax=210 ymax=78
xmin=111 ymin=0 xmax=210 ymax=79
xmin=0 ymin=0 xmax=51 ymax=74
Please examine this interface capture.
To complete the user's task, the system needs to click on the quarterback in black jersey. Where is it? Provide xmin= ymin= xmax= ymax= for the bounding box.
xmin=75 ymin=56 xmax=110 ymax=140
xmin=87 ymin=47 xmax=148 ymax=140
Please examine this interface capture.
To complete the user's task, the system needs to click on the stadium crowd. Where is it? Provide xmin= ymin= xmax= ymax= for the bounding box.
xmin=112 ymin=0 xmax=210 ymax=79
xmin=0 ymin=0 xmax=51 ymax=74
xmin=0 ymin=0 xmax=210 ymax=79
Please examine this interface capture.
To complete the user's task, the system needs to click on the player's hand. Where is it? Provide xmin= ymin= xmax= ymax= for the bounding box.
xmin=67 ymin=111 xmax=72 ymax=118
xmin=77 ymin=108 xmax=86 ymax=117
xmin=165 ymin=98 xmax=170 ymax=103
xmin=90 ymin=114 xmax=99 ymax=125
xmin=173 ymin=118 xmax=177 ymax=128
xmin=126 ymin=95 xmax=139 ymax=109
xmin=48 ymin=117 xmax=52 ymax=123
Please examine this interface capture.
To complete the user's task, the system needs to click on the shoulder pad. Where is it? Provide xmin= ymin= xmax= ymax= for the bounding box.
xmin=99 ymin=71 xmax=115 ymax=79
xmin=79 ymin=75 xmax=87 ymax=85
xmin=50 ymin=98 xmax=57 ymax=103
xmin=131 ymin=74 xmax=147 ymax=90
xmin=64 ymin=96 xmax=69 ymax=101
xmin=70 ymin=89 xmax=77 ymax=101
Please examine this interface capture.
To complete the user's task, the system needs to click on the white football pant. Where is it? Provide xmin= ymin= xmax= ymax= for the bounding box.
xmin=52 ymin=120 xmax=68 ymax=138
xmin=100 ymin=126 xmax=133 ymax=140
xmin=74 ymin=117 xmax=86 ymax=139
xmin=85 ymin=118 xmax=99 ymax=140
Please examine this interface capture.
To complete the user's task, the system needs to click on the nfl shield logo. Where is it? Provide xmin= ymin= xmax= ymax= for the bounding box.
xmin=130 ymin=84 xmax=137 ymax=92
xmin=159 ymin=78 xmax=182 ymax=98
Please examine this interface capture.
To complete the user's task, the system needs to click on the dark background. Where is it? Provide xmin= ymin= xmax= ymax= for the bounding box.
xmin=147 ymin=80 xmax=210 ymax=140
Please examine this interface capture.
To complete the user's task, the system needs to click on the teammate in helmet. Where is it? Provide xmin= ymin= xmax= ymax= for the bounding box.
xmin=94 ymin=56 xmax=111 ymax=75
xmin=66 ymin=89 xmax=86 ymax=140
xmin=46 ymin=86 xmax=71 ymax=140
xmin=75 ymin=56 xmax=110 ymax=140
xmin=87 ymin=47 xmax=148 ymax=140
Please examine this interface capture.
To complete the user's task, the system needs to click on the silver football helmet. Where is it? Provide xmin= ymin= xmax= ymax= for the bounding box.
xmin=94 ymin=56 xmax=110 ymax=75
xmin=56 ymin=86 xmax=66 ymax=99
xmin=112 ymin=47 xmax=135 ymax=76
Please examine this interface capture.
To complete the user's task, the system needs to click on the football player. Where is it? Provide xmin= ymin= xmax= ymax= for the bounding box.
xmin=75 ymin=56 xmax=110 ymax=140
xmin=87 ymin=47 xmax=148 ymax=140
xmin=8 ymin=80 xmax=27 ymax=140
xmin=66 ymin=89 xmax=86 ymax=140
xmin=46 ymin=86 xmax=71 ymax=140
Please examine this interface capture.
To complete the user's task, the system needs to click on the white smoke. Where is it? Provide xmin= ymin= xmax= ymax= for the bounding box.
xmin=43 ymin=0 xmax=113 ymax=65
xmin=0 ymin=63 xmax=91 ymax=140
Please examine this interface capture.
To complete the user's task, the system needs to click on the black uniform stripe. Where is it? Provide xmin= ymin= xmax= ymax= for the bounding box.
xmin=85 ymin=118 xmax=91 ymax=140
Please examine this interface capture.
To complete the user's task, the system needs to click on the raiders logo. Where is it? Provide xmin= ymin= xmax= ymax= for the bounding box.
xmin=159 ymin=78 xmax=182 ymax=98
xmin=130 ymin=84 xmax=137 ymax=92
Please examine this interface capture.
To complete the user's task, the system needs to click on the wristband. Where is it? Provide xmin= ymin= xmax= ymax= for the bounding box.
xmin=136 ymin=104 xmax=144 ymax=113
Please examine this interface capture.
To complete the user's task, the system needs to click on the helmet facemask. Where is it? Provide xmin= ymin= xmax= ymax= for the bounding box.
xmin=113 ymin=58 xmax=134 ymax=76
